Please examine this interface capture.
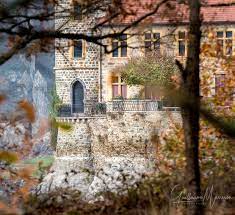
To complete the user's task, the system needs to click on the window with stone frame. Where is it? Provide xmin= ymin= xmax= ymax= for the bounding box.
xmin=112 ymin=75 xmax=127 ymax=99
xmin=112 ymin=34 xmax=127 ymax=57
xmin=178 ymin=31 xmax=187 ymax=56
xmin=216 ymin=31 xmax=233 ymax=56
xmin=70 ymin=40 xmax=85 ymax=59
xmin=144 ymin=32 xmax=160 ymax=54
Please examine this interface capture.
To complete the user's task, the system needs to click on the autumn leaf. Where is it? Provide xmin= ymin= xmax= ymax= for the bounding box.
xmin=0 ymin=151 xmax=19 ymax=164
xmin=18 ymin=100 xmax=36 ymax=122
xmin=56 ymin=121 xmax=73 ymax=131
xmin=0 ymin=201 xmax=14 ymax=214
xmin=0 ymin=94 xmax=6 ymax=104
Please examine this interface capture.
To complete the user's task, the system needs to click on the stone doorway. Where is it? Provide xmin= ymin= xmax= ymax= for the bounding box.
xmin=72 ymin=80 xmax=84 ymax=113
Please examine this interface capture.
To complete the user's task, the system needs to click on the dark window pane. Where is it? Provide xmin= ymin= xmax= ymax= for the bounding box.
xmin=120 ymin=34 xmax=127 ymax=41
xmin=145 ymin=33 xmax=151 ymax=40
xmin=154 ymin=33 xmax=160 ymax=39
xmin=179 ymin=41 xmax=185 ymax=56
xmin=121 ymin=41 xmax=127 ymax=57
xmin=112 ymin=42 xmax=119 ymax=57
xmin=74 ymin=4 xmax=82 ymax=20
xmin=74 ymin=40 xmax=83 ymax=58
xmin=217 ymin=31 xmax=223 ymax=38
xmin=72 ymin=81 xmax=84 ymax=113
xmin=226 ymin=31 xmax=232 ymax=38
xmin=179 ymin=31 xmax=185 ymax=39
xmin=145 ymin=41 xmax=152 ymax=53
xmin=154 ymin=41 xmax=160 ymax=50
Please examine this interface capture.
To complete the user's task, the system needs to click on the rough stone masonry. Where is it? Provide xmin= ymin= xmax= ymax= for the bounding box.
xmin=39 ymin=111 xmax=181 ymax=198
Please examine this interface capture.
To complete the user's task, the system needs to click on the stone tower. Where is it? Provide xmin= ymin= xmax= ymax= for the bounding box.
xmin=44 ymin=0 xmax=101 ymax=194
xmin=54 ymin=0 xmax=101 ymax=115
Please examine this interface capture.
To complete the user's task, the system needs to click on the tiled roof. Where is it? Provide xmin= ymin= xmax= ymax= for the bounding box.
xmin=101 ymin=0 xmax=235 ymax=25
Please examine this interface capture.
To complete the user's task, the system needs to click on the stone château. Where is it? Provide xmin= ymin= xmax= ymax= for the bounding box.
xmin=40 ymin=0 xmax=235 ymax=196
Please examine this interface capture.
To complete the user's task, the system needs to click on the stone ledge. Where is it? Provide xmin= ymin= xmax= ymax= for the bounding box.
xmin=54 ymin=67 xmax=99 ymax=70
xmin=56 ymin=116 xmax=107 ymax=123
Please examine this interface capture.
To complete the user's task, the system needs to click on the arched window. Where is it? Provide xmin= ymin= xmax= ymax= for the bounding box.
xmin=72 ymin=81 xmax=84 ymax=113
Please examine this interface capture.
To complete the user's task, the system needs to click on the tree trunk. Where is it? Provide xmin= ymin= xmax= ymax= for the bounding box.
xmin=182 ymin=0 xmax=203 ymax=214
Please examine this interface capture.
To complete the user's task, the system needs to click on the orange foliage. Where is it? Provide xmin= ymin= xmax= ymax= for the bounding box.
xmin=18 ymin=100 xmax=36 ymax=123
xmin=0 ymin=94 xmax=6 ymax=104
xmin=0 ymin=100 xmax=49 ymax=214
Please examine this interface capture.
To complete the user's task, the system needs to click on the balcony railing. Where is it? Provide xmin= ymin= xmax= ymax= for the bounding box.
xmin=106 ymin=100 xmax=161 ymax=112
xmin=58 ymin=103 xmax=106 ymax=117
xmin=57 ymin=100 xmax=179 ymax=117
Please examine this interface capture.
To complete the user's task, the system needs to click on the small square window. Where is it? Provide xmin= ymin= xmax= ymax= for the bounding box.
xmin=154 ymin=33 xmax=160 ymax=40
xmin=179 ymin=31 xmax=186 ymax=39
xmin=154 ymin=41 xmax=160 ymax=50
xmin=226 ymin=31 xmax=233 ymax=38
xmin=145 ymin=33 xmax=151 ymax=40
xmin=217 ymin=31 xmax=224 ymax=38
xmin=144 ymin=32 xmax=161 ymax=54
xmin=120 ymin=34 xmax=127 ymax=41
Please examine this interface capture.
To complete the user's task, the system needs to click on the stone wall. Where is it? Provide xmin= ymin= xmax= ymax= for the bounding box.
xmin=40 ymin=111 xmax=181 ymax=198
xmin=54 ymin=0 xmax=235 ymax=105
xmin=54 ymin=0 xmax=101 ymax=105
xmin=55 ymin=68 xmax=99 ymax=105
xmin=54 ymin=0 xmax=100 ymax=69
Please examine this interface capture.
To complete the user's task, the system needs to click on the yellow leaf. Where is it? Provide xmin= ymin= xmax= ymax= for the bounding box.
xmin=0 ymin=151 xmax=19 ymax=164
xmin=56 ymin=121 xmax=73 ymax=131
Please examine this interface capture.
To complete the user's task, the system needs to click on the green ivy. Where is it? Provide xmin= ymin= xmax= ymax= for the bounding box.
xmin=49 ymin=86 xmax=62 ymax=150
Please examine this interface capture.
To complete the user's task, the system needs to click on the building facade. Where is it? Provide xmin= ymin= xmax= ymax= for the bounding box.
xmin=39 ymin=0 xmax=235 ymax=195
xmin=55 ymin=0 xmax=235 ymax=116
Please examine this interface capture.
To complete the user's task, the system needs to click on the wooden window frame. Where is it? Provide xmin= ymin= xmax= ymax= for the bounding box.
xmin=216 ymin=30 xmax=233 ymax=56
xmin=112 ymin=74 xmax=127 ymax=99
xmin=70 ymin=40 xmax=86 ymax=60
xmin=144 ymin=32 xmax=161 ymax=54
xmin=111 ymin=34 xmax=128 ymax=58
xmin=177 ymin=31 xmax=187 ymax=57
